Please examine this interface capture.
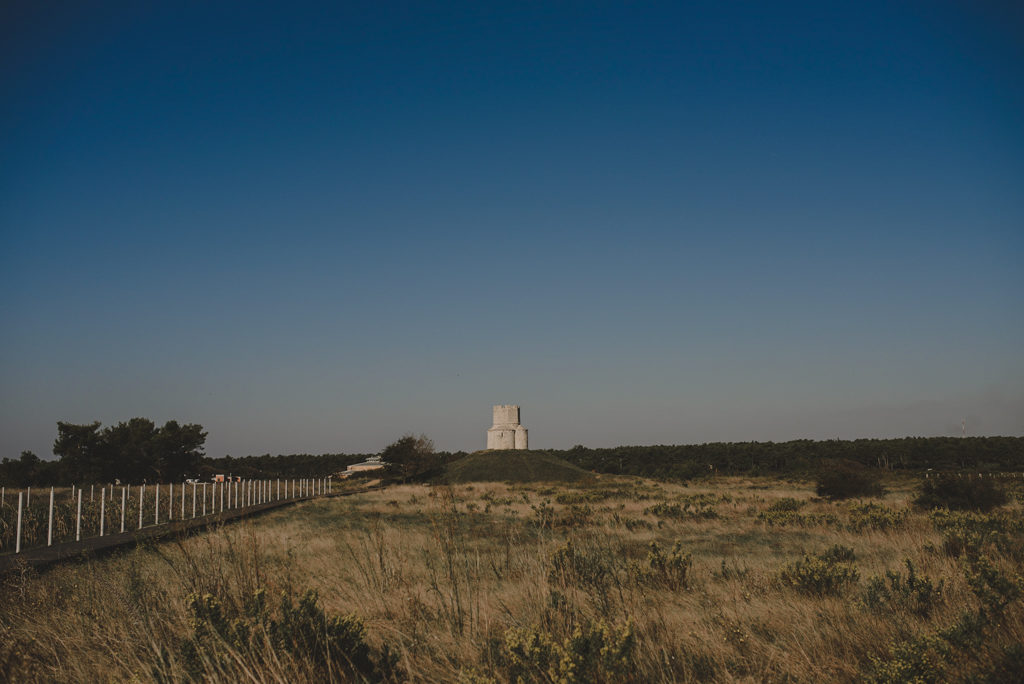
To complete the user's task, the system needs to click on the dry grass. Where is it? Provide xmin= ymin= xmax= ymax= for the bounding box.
xmin=1 ymin=476 xmax=1022 ymax=682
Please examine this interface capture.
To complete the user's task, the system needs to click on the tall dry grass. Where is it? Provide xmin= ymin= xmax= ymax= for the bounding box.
xmin=1 ymin=476 xmax=1021 ymax=682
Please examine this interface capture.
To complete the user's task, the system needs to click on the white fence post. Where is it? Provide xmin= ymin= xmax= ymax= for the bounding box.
xmin=48 ymin=487 xmax=55 ymax=546
xmin=202 ymin=483 xmax=207 ymax=516
xmin=192 ymin=482 xmax=197 ymax=518
xmin=169 ymin=483 xmax=173 ymax=521
xmin=155 ymin=484 xmax=160 ymax=525
xmin=100 ymin=487 xmax=106 ymax=536
xmin=121 ymin=487 xmax=127 ymax=533
xmin=76 ymin=489 xmax=83 ymax=541
xmin=90 ymin=484 xmax=94 ymax=503
xmin=181 ymin=483 xmax=185 ymax=519
xmin=220 ymin=481 xmax=225 ymax=512
xmin=1 ymin=486 xmax=5 ymax=508
xmin=27 ymin=486 xmax=31 ymax=508
xmin=138 ymin=485 xmax=144 ymax=530
xmin=15 ymin=492 xmax=23 ymax=554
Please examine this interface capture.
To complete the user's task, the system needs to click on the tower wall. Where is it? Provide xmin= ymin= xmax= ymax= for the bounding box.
xmin=492 ymin=404 xmax=520 ymax=426
xmin=514 ymin=426 xmax=528 ymax=450
xmin=487 ymin=428 xmax=516 ymax=450
xmin=487 ymin=404 xmax=528 ymax=450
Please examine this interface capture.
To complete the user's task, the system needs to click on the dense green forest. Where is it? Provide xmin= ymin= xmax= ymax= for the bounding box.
xmin=1 ymin=419 xmax=1021 ymax=487
xmin=552 ymin=436 xmax=1024 ymax=480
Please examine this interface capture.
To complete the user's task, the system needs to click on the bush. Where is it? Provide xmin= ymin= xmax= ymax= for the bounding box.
xmin=869 ymin=635 xmax=949 ymax=684
xmin=914 ymin=477 xmax=1008 ymax=512
xmin=180 ymin=588 xmax=397 ymax=681
xmin=780 ymin=548 xmax=859 ymax=595
xmin=502 ymin=619 xmax=635 ymax=684
xmin=643 ymin=500 xmax=717 ymax=520
xmin=861 ymin=559 xmax=944 ymax=617
xmin=816 ymin=459 xmax=883 ymax=499
xmin=629 ymin=540 xmax=692 ymax=590
xmin=847 ymin=503 xmax=907 ymax=532
xmin=930 ymin=509 xmax=1024 ymax=559
xmin=547 ymin=541 xmax=613 ymax=592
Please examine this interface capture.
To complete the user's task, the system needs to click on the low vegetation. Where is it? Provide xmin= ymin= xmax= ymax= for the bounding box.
xmin=914 ymin=476 xmax=1009 ymax=512
xmin=1 ymin=474 xmax=1022 ymax=682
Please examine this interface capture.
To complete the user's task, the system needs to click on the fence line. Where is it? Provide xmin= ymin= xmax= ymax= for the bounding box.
xmin=0 ymin=476 xmax=334 ymax=556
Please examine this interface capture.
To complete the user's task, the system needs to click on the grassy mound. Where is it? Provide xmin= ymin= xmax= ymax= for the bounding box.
xmin=441 ymin=450 xmax=595 ymax=484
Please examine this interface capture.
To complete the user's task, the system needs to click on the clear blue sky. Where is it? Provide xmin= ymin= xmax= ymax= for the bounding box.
xmin=2 ymin=1 xmax=1022 ymax=459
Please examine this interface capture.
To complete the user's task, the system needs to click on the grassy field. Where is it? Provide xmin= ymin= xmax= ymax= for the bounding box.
xmin=1 ymin=474 xmax=1022 ymax=682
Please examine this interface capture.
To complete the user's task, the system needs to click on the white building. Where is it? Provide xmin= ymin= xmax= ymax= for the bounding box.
xmin=340 ymin=454 xmax=386 ymax=478
xmin=487 ymin=404 xmax=528 ymax=450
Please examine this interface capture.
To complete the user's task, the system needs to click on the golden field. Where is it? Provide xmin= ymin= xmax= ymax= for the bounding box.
xmin=1 ymin=475 xmax=1021 ymax=683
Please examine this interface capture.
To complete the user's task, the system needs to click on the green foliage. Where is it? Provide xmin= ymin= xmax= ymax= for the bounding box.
xmin=547 ymin=541 xmax=614 ymax=592
xmin=383 ymin=433 xmax=437 ymax=482
xmin=628 ymin=540 xmax=692 ymax=590
xmin=914 ymin=477 xmax=1009 ymax=512
xmin=847 ymin=503 xmax=908 ymax=532
xmin=555 ymin=488 xmax=633 ymax=505
xmin=963 ymin=554 xmax=1022 ymax=616
xmin=767 ymin=497 xmax=804 ymax=512
xmin=816 ymin=459 xmax=884 ymax=500
xmin=556 ymin=437 xmax=1024 ymax=478
xmin=779 ymin=548 xmax=860 ymax=595
xmin=443 ymin=450 xmax=593 ymax=484
xmin=861 ymin=559 xmax=944 ymax=617
xmin=182 ymin=588 xmax=397 ymax=681
xmin=502 ymin=619 xmax=636 ymax=684
xmin=869 ymin=634 xmax=950 ymax=684
xmin=930 ymin=509 xmax=1024 ymax=559
xmin=50 ymin=418 xmax=206 ymax=483
xmin=819 ymin=544 xmax=857 ymax=563
xmin=643 ymin=496 xmax=718 ymax=520
xmin=756 ymin=509 xmax=839 ymax=528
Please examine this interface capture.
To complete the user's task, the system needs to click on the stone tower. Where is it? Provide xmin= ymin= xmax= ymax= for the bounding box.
xmin=487 ymin=404 xmax=528 ymax=450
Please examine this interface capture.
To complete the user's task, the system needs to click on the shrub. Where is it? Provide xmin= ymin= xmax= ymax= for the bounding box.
xmin=819 ymin=544 xmax=856 ymax=563
xmin=548 ymin=541 xmax=614 ymax=592
xmin=767 ymin=497 xmax=804 ymax=512
xmin=757 ymin=510 xmax=840 ymax=528
xmin=629 ymin=540 xmax=692 ymax=590
xmin=780 ymin=549 xmax=859 ymax=595
xmin=847 ymin=503 xmax=907 ymax=532
xmin=502 ymin=619 xmax=635 ymax=684
xmin=861 ymin=559 xmax=944 ymax=617
xmin=643 ymin=500 xmax=717 ymax=520
xmin=181 ymin=588 xmax=397 ymax=680
xmin=868 ymin=635 xmax=949 ymax=684
xmin=914 ymin=477 xmax=1008 ymax=512
xmin=963 ymin=554 xmax=1022 ymax=615
xmin=816 ymin=459 xmax=883 ymax=499
xmin=930 ymin=509 xmax=1024 ymax=559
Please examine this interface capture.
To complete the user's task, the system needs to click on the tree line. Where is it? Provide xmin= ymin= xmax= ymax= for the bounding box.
xmin=552 ymin=436 xmax=1024 ymax=479
xmin=2 ymin=420 xmax=1021 ymax=487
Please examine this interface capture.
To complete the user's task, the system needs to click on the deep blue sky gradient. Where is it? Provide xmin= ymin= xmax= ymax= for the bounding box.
xmin=2 ymin=1 xmax=1022 ymax=458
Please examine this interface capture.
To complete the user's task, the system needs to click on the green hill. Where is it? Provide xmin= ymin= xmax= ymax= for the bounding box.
xmin=441 ymin=449 xmax=595 ymax=484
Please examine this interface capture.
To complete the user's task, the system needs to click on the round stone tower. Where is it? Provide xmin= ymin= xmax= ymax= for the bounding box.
xmin=487 ymin=404 xmax=528 ymax=450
